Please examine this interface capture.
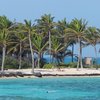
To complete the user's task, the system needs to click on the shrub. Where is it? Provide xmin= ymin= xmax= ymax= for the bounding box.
xmin=58 ymin=62 xmax=77 ymax=68
xmin=90 ymin=65 xmax=100 ymax=69
xmin=43 ymin=63 xmax=55 ymax=69
xmin=5 ymin=56 xmax=19 ymax=69
xmin=4 ymin=56 xmax=32 ymax=69
xmin=67 ymin=62 xmax=77 ymax=68
xmin=21 ymin=60 xmax=31 ymax=69
xmin=40 ymin=58 xmax=47 ymax=68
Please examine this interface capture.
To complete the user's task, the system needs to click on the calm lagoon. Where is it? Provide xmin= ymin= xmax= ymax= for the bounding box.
xmin=0 ymin=77 xmax=100 ymax=100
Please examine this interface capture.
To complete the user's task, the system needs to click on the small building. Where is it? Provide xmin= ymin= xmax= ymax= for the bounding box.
xmin=84 ymin=57 xmax=92 ymax=65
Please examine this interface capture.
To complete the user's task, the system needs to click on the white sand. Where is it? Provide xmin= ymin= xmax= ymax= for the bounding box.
xmin=6 ymin=68 xmax=100 ymax=75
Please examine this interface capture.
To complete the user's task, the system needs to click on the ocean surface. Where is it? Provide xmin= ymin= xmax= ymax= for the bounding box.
xmin=0 ymin=77 xmax=100 ymax=100
xmin=43 ymin=55 xmax=100 ymax=64
xmin=43 ymin=55 xmax=77 ymax=64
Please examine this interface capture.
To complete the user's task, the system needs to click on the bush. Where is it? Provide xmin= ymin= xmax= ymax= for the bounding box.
xmin=40 ymin=58 xmax=47 ymax=68
xmin=4 ymin=56 xmax=32 ymax=69
xmin=89 ymin=65 xmax=100 ymax=69
xmin=5 ymin=56 xmax=19 ymax=69
xmin=43 ymin=62 xmax=77 ymax=69
xmin=43 ymin=63 xmax=55 ymax=69
xmin=58 ymin=62 xmax=77 ymax=68
xmin=21 ymin=59 xmax=31 ymax=69
xmin=67 ymin=62 xmax=77 ymax=68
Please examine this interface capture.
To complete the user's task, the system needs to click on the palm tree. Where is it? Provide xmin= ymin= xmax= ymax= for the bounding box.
xmin=32 ymin=33 xmax=48 ymax=68
xmin=15 ymin=32 xmax=27 ymax=69
xmin=56 ymin=19 xmax=77 ymax=63
xmin=51 ymin=36 xmax=66 ymax=65
xmin=66 ymin=18 xmax=88 ymax=70
xmin=56 ymin=18 xmax=68 ymax=62
xmin=7 ymin=22 xmax=28 ymax=69
xmin=56 ymin=18 xmax=68 ymax=36
xmin=23 ymin=20 xmax=35 ymax=73
xmin=0 ymin=16 xmax=13 ymax=72
xmin=86 ymin=27 xmax=100 ymax=69
xmin=35 ymin=14 xmax=55 ymax=63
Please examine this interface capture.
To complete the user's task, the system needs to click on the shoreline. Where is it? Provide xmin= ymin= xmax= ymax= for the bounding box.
xmin=0 ymin=75 xmax=100 ymax=80
xmin=0 ymin=68 xmax=100 ymax=79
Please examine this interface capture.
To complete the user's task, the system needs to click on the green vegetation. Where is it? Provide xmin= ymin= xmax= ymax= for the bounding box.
xmin=43 ymin=64 xmax=55 ymax=69
xmin=0 ymin=14 xmax=99 ymax=72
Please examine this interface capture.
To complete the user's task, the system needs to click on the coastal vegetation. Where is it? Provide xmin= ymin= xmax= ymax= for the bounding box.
xmin=0 ymin=14 xmax=100 ymax=72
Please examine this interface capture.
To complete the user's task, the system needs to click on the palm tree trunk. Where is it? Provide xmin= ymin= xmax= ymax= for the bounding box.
xmin=77 ymin=56 xmax=79 ymax=70
xmin=72 ymin=44 xmax=74 ymax=62
xmin=52 ymin=53 xmax=54 ymax=64
xmin=38 ymin=53 xmax=40 ymax=68
xmin=19 ymin=42 xmax=22 ymax=69
xmin=77 ymin=38 xmax=80 ymax=70
xmin=80 ymin=41 xmax=83 ymax=69
xmin=94 ymin=46 xmax=98 ymax=69
xmin=55 ymin=53 xmax=58 ymax=66
xmin=29 ymin=32 xmax=34 ymax=73
xmin=48 ymin=30 xmax=52 ymax=63
xmin=77 ymin=38 xmax=83 ymax=70
xmin=1 ymin=45 xmax=6 ymax=72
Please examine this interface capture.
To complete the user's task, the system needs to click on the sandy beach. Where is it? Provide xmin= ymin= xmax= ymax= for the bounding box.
xmin=3 ymin=68 xmax=100 ymax=77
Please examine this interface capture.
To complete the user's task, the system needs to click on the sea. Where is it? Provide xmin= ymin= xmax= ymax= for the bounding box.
xmin=0 ymin=77 xmax=100 ymax=100
xmin=43 ymin=55 xmax=100 ymax=64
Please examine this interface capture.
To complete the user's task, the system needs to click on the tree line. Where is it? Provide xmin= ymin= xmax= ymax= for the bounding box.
xmin=0 ymin=14 xmax=100 ymax=72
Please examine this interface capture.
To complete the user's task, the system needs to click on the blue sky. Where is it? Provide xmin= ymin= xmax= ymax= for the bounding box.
xmin=0 ymin=0 xmax=100 ymax=57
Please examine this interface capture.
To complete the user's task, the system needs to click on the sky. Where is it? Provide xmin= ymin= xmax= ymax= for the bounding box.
xmin=0 ymin=0 xmax=100 ymax=57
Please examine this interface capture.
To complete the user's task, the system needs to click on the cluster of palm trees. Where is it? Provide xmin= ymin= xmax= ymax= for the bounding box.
xmin=0 ymin=14 xmax=100 ymax=72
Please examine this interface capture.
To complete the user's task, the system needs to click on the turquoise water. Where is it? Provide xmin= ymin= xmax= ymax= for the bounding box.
xmin=0 ymin=77 xmax=100 ymax=100
xmin=43 ymin=55 xmax=77 ymax=64
xmin=43 ymin=55 xmax=100 ymax=64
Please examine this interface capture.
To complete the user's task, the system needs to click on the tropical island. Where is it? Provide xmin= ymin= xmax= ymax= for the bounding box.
xmin=0 ymin=14 xmax=100 ymax=78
